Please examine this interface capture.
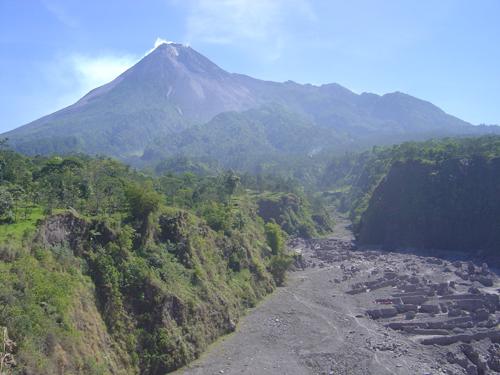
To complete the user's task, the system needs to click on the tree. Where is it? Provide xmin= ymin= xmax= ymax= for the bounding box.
xmin=265 ymin=221 xmax=284 ymax=255
xmin=223 ymin=171 xmax=240 ymax=197
xmin=268 ymin=255 xmax=293 ymax=286
xmin=0 ymin=187 xmax=14 ymax=222
xmin=125 ymin=181 xmax=162 ymax=222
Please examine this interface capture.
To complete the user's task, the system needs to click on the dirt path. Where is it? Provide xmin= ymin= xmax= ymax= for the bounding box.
xmin=176 ymin=218 xmax=499 ymax=375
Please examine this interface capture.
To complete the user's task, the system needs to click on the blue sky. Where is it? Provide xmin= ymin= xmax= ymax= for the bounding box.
xmin=1 ymin=0 xmax=499 ymax=132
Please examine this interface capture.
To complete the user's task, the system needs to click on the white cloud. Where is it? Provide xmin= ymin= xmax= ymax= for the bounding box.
xmin=144 ymin=37 xmax=179 ymax=55
xmin=24 ymin=40 xmax=171 ymax=124
xmin=182 ymin=0 xmax=316 ymax=60
xmin=69 ymin=54 xmax=137 ymax=91
xmin=45 ymin=53 xmax=138 ymax=109
xmin=47 ymin=38 xmax=183 ymax=109
xmin=154 ymin=37 xmax=175 ymax=47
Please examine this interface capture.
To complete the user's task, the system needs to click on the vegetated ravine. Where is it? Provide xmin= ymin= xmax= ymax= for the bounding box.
xmin=0 ymin=147 xmax=331 ymax=375
xmin=1 ymin=135 xmax=500 ymax=374
xmin=177 ymin=136 xmax=500 ymax=374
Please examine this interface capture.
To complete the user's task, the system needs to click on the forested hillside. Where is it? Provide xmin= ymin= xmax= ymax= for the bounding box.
xmin=321 ymin=136 xmax=500 ymax=256
xmin=0 ymin=142 xmax=330 ymax=374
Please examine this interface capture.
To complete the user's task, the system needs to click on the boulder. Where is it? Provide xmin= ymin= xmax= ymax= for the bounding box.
xmin=474 ymin=308 xmax=489 ymax=321
xmin=437 ymin=282 xmax=452 ymax=296
xmin=455 ymin=299 xmax=485 ymax=312
xmin=468 ymin=287 xmax=481 ymax=295
xmin=405 ymin=311 xmax=416 ymax=320
xmin=477 ymin=276 xmax=494 ymax=287
xmin=465 ymin=365 xmax=478 ymax=375
xmin=466 ymin=262 xmax=476 ymax=274
xmin=488 ymin=357 xmax=500 ymax=372
xmin=401 ymin=295 xmax=427 ymax=305
xmin=419 ymin=304 xmax=440 ymax=314
xmin=380 ymin=307 xmax=398 ymax=318
xmin=398 ymin=303 xmax=418 ymax=312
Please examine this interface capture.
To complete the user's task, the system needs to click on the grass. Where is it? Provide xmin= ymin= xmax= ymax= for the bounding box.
xmin=0 ymin=206 xmax=44 ymax=246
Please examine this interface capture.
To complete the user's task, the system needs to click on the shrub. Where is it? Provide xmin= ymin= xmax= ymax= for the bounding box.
xmin=268 ymin=255 xmax=293 ymax=286
xmin=264 ymin=222 xmax=284 ymax=255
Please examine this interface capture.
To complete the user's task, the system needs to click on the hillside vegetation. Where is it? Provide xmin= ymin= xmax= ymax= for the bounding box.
xmin=0 ymin=145 xmax=327 ymax=374
xmin=321 ymin=136 xmax=500 ymax=255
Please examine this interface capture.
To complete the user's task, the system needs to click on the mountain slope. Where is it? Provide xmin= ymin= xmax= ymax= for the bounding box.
xmin=5 ymin=43 xmax=258 ymax=158
xmin=4 ymin=42 xmax=498 ymax=164
xmin=141 ymin=104 xmax=346 ymax=170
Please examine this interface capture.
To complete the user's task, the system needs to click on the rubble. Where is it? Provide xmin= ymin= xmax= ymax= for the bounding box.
xmin=306 ymin=233 xmax=500 ymax=375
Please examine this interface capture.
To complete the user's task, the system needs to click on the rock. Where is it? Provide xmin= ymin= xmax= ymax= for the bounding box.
xmin=426 ymin=258 xmax=443 ymax=265
xmin=419 ymin=304 xmax=440 ymax=314
xmin=384 ymin=271 xmax=398 ymax=279
xmin=477 ymin=276 xmax=494 ymax=287
xmin=367 ymin=307 xmax=398 ymax=319
xmin=455 ymin=299 xmax=485 ymax=312
xmin=446 ymin=351 xmax=456 ymax=364
xmin=405 ymin=311 xmax=416 ymax=320
xmin=480 ymin=263 xmax=489 ymax=275
xmin=440 ymin=303 xmax=448 ymax=313
xmin=466 ymin=262 xmax=476 ymax=274
xmin=448 ymin=308 xmax=461 ymax=317
xmin=400 ymin=304 xmax=418 ymax=312
xmin=403 ymin=284 xmax=417 ymax=292
xmin=421 ymin=330 xmax=500 ymax=345
xmin=468 ymin=286 xmax=481 ymax=295
xmin=408 ymin=276 xmax=419 ymax=284
xmin=380 ymin=307 xmax=398 ymax=318
xmin=488 ymin=357 xmax=500 ymax=372
xmin=485 ymin=293 xmax=499 ymax=311
xmin=401 ymin=295 xmax=427 ymax=305
xmin=228 ymin=319 xmax=237 ymax=332
xmin=465 ymin=364 xmax=478 ymax=375
xmin=452 ymin=353 xmax=470 ymax=369
xmin=461 ymin=344 xmax=479 ymax=363
xmin=437 ymin=282 xmax=452 ymax=296
xmin=474 ymin=308 xmax=489 ymax=321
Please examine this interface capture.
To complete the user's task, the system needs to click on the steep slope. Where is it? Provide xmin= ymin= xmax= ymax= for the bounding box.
xmin=320 ymin=136 xmax=500 ymax=256
xmin=357 ymin=157 xmax=500 ymax=252
xmin=4 ymin=43 xmax=258 ymax=158
xmin=141 ymin=104 xmax=346 ymax=170
xmin=4 ymin=42 xmax=497 ymax=164
xmin=1 ymin=150 xmax=323 ymax=374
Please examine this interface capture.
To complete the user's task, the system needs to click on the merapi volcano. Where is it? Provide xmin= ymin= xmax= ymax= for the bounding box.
xmin=3 ymin=42 xmax=497 ymax=166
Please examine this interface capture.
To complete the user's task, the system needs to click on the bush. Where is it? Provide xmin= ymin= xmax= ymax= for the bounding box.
xmin=268 ymin=255 xmax=293 ymax=286
xmin=124 ymin=181 xmax=162 ymax=222
xmin=264 ymin=222 xmax=284 ymax=255
xmin=199 ymin=201 xmax=232 ymax=232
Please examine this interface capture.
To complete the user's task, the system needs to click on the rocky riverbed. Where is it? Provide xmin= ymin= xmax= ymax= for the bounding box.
xmin=176 ymin=219 xmax=500 ymax=375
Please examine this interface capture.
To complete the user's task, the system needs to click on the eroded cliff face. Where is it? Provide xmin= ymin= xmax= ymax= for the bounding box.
xmin=357 ymin=157 xmax=500 ymax=254
xmin=24 ymin=209 xmax=274 ymax=374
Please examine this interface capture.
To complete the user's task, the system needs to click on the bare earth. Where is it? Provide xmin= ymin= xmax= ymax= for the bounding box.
xmin=177 ymin=218 xmax=500 ymax=375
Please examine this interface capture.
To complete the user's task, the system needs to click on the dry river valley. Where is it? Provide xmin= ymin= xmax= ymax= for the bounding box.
xmin=176 ymin=219 xmax=500 ymax=375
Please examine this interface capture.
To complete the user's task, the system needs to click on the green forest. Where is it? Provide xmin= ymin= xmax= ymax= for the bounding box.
xmin=1 ymin=135 xmax=500 ymax=374
xmin=0 ymin=140 xmax=331 ymax=374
